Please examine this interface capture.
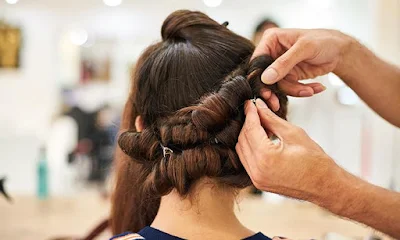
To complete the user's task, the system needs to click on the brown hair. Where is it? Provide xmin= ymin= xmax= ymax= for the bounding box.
xmin=111 ymin=10 xmax=288 ymax=234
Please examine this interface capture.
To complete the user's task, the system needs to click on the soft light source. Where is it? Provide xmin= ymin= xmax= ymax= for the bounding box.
xmin=5 ymin=0 xmax=19 ymax=4
xmin=203 ymin=0 xmax=222 ymax=8
xmin=103 ymin=0 xmax=122 ymax=7
xmin=337 ymin=86 xmax=359 ymax=106
xmin=69 ymin=28 xmax=88 ymax=46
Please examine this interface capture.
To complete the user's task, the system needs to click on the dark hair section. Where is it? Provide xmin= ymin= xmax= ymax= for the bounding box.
xmin=254 ymin=18 xmax=279 ymax=34
xmin=111 ymin=10 xmax=288 ymax=234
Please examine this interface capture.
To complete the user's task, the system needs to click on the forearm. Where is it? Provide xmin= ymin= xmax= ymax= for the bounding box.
xmin=334 ymin=34 xmax=400 ymax=127
xmin=314 ymin=163 xmax=400 ymax=238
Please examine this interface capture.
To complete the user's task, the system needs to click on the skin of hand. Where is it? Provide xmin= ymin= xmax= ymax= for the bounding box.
xmin=256 ymin=28 xmax=400 ymax=127
xmin=236 ymin=99 xmax=400 ymax=238
xmin=236 ymin=99 xmax=336 ymax=201
xmin=253 ymin=28 xmax=351 ymax=111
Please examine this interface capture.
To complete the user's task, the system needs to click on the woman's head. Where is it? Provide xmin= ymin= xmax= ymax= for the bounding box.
xmin=111 ymin=10 xmax=288 ymax=234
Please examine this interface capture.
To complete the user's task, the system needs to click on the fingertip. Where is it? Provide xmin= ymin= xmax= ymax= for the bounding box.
xmin=255 ymin=98 xmax=275 ymax=117
xmin=244 ymin=100 xmax=256 ymax=115
xmin=312 ymin=84 xmax=327 ymax=94
xmin=260 ymin=88 xmax=272 ymax=100
xmin=261 ymin=68 xmax=279 ymax=85
xmin=268 ymin=93 xmax=280 ymax=112
xmin=255 ymin=98 xmax=268 ymax=109
xmin=298 ymin=90 xmax=314 ymax=97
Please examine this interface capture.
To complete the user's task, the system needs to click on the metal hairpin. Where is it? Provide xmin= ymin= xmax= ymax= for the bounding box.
xmin=251 ymin=96 xmax=257 ymax=104
xmin=160 ymin=143 xmax=174 ymax=158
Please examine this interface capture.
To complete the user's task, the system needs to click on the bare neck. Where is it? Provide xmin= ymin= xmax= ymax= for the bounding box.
xmin=151 ymin=180 xmax=254 ymax=240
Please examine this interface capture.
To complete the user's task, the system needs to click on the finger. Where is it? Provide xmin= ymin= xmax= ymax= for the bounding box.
xmin=309 ymin=82 xmax=326 ymax=94
xmin=278 ymin=79 xmax=314 ymax=97
xmin=266 ymin=92 xmax=280 ymax=112
xmin=236 ymin=140 xmax=263 ymax=186
xmin=252 ymin=28 xmax=278 ymax=59
xmin=260 ymin=88 xmax=281 ymax=111
xmin=261 ymin=42 xmax=312 ymax=84
xmin=278 ymin=80 xmax=326 ymax=97
xmin=283 ymin=80 xmax=326 ymax=95
xmin=235 ymin=141 xmax=252 ymax=176
xmin=260 ymin=88 xmax=272 ymax=100
xmin=235 ymin=142 xmax=248 ymax=169
xmin=255 ymin=99 xmax=291 ymax=140
xmin=242 ymin=101 xmax=271 ymax=148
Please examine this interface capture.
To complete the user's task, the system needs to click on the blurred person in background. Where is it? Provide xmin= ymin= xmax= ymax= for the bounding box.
xmin=60 ymin=89 xmax=117 ymax=197
xmin=237 ymin=28 xmax=400 ymax=239
xmin=252 ymin=18 xmax=279 ymax=45
xmin=88 ymin=106 xmax=115 ymax=198
xmin=110 ymin=10 xmax=325 ymax=240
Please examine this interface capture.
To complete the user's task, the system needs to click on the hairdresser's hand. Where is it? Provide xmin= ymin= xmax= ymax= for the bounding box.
xmin=236 ymin=99 xmax=339 ymax=201
xmin=254 ymin=28 xmax=352 ymax=110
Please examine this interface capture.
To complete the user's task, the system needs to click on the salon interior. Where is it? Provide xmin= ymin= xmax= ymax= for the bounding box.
xmin=0 ymin=0 xmax=399 ymax=239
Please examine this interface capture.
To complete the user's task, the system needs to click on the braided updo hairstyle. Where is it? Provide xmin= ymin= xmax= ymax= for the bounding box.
xmin=111 ymin=10 xmax=288 ymax=234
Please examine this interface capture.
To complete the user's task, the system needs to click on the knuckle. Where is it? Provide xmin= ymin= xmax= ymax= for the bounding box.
xmin=235 ymin=143 xmax=240 ymax=152
xmin=262 ymin=28 xmax=276 ymax=39
xmin=288 ymin=126 xmax=306 ymax=137
xmin=237 ymin=132 xmax=245 ymax=143
xmin=299 ymin=38 xmax=314 ymax=49
xmin=287 ymin=126 xmax=302 ymax=136
xmin=296 ymin=126 xmax=306 ymax=135
xmin=276 ymin=57 xmax=290 ymax=68
xmin=252 ymin=173 xmax=264 ymax=187
xmin=235 ymin=142 xmax=244 ymax=155
xmin=243 ymin=123 xmax=256 ymax=136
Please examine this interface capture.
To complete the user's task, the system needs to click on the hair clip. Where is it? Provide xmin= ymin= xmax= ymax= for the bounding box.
xmin=214 ymin=138 xmax=219 ymax=144
xmin=222 ymin=21 xmax=229 ymax=27
xmin=160 ymin=143 xmax=174 ymax=158
xmin=251 ymin=96 xmax=257 ymax=105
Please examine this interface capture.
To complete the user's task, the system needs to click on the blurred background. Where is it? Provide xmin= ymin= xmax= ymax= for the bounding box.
xmin=0 ymin=0 xmax=399 ymax=239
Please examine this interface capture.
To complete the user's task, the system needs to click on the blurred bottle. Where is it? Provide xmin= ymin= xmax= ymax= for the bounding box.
xmin=37 ymin=147 xmax=48 ymax=199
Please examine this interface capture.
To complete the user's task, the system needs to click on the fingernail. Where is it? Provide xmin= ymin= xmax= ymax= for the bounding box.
xmin=312 ymin=85 xmax=326 ymax=93
xmin=299 ymin=90 xmax=313 ymax=97
xmin=261 ymin=68 xmax=278 ymax=84
xmin=255 ymin=98 xmax=268 ymax=108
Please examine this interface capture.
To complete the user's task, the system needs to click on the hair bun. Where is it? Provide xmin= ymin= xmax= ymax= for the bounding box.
xmin=118 ymin=130 xmax=161 ymax=163
xmin=161 ymin=10 xmax=221 ymax=41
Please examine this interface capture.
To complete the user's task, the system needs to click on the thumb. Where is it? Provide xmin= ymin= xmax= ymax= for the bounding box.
xmin=261 ymin=42 xmax=308 ymax=84
xmin=255 ymin=99 xmax=291 ymax=140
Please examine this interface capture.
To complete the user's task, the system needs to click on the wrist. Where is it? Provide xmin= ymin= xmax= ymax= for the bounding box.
xmin=302 ymin=155 xmax=342 ymax=206
xmin=311 ymin=162 xmax=367 ymax=218
xmin=333 ymin=32 xmax=358 ymax=79
xmin=308 ymin=159 xmax=350 ymax=213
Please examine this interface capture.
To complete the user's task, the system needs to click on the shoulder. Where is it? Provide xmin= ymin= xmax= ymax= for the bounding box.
xmin=110 ymin=232 xmax=145 ymax=240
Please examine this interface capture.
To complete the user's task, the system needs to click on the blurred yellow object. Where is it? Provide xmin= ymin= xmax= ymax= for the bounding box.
xmin=0 ymin=20 xmax=21 ymax=68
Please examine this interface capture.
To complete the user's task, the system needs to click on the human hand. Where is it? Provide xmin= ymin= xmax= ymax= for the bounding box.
xmin=254 ymin=28 xmax=352 ymax=110
xmin=236 ymin=99 xmax=339 ymax=201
